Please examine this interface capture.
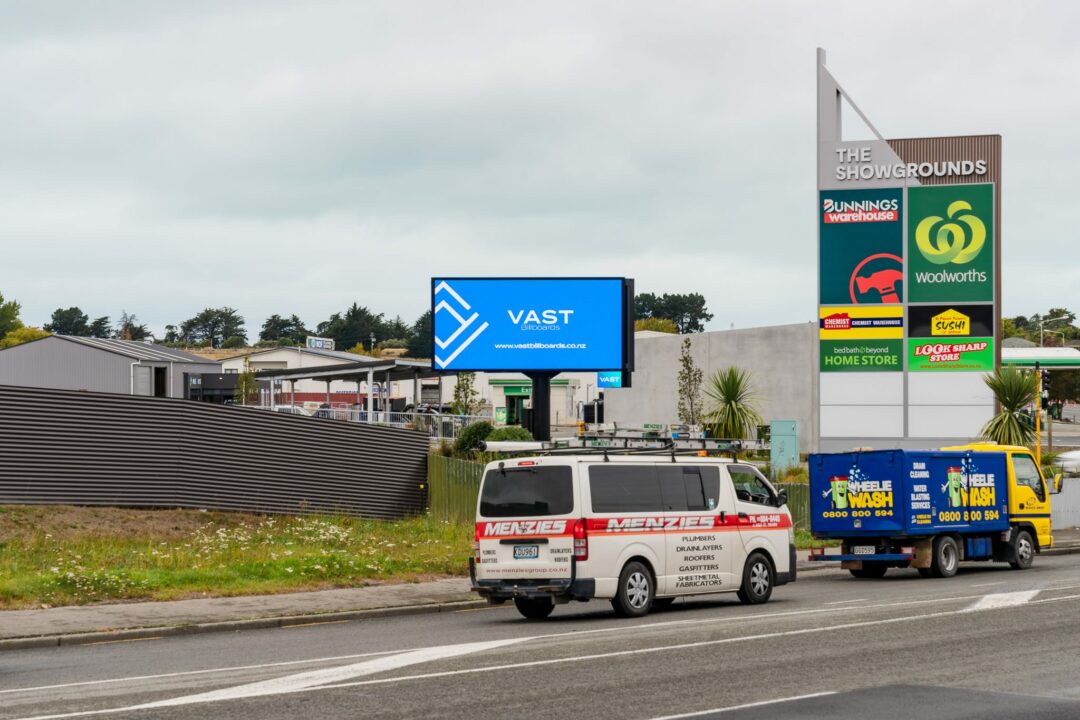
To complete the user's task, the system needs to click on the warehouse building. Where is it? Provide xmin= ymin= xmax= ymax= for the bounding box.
xmin=0 ymin=335 xmax=222 ymax=399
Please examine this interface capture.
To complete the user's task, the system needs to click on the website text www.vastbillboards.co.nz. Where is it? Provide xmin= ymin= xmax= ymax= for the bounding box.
xmin=494 ymin=342 xmax=587 ymax=350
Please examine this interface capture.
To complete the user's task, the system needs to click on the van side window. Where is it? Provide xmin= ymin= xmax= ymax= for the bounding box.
xmin=658 ymin=466 xmax=721 ymax=511
xmin=590 ymin=466 xmax=662 ymax=513
xmin=728 ymin=465 xmax=776 ymax=506
xmin=1012 ymin=455 xmax=1045 ymax=502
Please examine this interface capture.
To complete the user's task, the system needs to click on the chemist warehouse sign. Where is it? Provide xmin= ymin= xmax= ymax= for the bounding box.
xmin=819 ymin=306 xmax=903 ymax=373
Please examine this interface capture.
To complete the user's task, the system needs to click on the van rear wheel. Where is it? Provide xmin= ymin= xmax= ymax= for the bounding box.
xmin=514 ymin=597 xmax=554 ymax=620
xmin=611 ymin=561 xmax=654 ymax=617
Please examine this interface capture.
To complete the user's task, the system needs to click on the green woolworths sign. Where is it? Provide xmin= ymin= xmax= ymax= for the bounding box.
xmin=907 ymin=183 xmax=994 ymax=302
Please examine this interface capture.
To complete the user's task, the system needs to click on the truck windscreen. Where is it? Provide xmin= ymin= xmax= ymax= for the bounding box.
xmin=479 ymin=467 xmax=574 ymax=517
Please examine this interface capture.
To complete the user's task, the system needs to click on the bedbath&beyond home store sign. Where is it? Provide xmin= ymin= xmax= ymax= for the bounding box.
xmin=816 ymin=50 xmax=1000 ymax=451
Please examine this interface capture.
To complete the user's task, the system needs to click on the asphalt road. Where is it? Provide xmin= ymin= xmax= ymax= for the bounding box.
xmin=4 ymin=557 xmax=1080 ymax=720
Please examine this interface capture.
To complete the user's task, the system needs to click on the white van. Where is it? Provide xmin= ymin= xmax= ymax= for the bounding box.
xmin=469 ymin=453 xmax=796 ymax=619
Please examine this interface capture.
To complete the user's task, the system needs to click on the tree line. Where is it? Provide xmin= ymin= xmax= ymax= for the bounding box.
xmin=0 ymin=288 xmax=715 ymax=357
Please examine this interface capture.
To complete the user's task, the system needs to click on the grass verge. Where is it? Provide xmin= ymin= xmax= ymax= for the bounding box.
xmin=0 ymin=505 xmax=471 ymax=610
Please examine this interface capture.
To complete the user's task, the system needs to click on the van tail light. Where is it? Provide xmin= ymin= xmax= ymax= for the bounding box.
xmin=573 ymin=519 xmax=589 ymax=561
xmin=473 ymin=524 xmax=481 ymax=562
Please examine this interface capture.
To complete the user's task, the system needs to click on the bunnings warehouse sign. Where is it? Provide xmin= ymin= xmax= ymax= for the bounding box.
xmin=907 ymin=184 xmax=994 ymax=302
xmin=821 ymin=339 xmax=903 ymax=372
xmin=908 ymin=339 xmax=994 ymax=372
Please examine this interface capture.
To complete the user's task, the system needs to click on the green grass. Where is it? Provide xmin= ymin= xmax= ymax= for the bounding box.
xmin=0 ymin=506 xmax=472 ymax=609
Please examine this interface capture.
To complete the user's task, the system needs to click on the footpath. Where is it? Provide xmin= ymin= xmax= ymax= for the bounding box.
xmin=4 ymin=530 xmax=1080 ymax=651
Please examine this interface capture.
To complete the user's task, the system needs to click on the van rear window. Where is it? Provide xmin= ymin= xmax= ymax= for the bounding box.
xmin=479 ymin=467 xmax=574 ymax=517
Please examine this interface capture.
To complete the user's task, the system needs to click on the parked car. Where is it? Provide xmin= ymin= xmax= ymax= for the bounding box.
xmin=273 ymin=405 xmax=311 ymax=417
xmin=1052 ymin=449 xmax=1080 ymax=477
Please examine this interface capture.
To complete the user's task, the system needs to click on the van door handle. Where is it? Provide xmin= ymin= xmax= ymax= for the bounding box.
xmin=1019 ymin=504 xmax=1025 ymax=510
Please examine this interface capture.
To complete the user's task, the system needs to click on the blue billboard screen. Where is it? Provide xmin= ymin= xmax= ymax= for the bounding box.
xmin=432 ymin=278 xmax=627 ymax=371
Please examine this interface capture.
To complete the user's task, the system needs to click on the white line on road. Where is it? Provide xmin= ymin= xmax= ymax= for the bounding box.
xmin=964 ymin=590 xmax=1040 ymax=612
xmin=0 ymin=649 xmax=402 ymax=696
xmin=649 ymin=691 xmax=838 ymax=719
xmin=10 ymin=592 xmax=1076 ymax=720
xmin=824 ymin=598 xmax=866 ymax=605
xmin=969 ymin=582 xmax=1005 ymax=587
xmin=0 ymin=591 xmax=992 ymax=699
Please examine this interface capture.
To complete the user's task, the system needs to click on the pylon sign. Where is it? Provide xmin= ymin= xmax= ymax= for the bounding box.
xmin=815 ymin=49 xmax=1000 ymax=450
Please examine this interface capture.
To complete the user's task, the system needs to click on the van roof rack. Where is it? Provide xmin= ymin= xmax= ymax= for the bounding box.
xmin=535 ymin=437 xmax=745 ymax=461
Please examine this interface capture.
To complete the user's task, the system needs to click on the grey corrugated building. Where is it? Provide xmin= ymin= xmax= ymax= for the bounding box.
xmin=0 ymin=335 xmax=221 ymax=398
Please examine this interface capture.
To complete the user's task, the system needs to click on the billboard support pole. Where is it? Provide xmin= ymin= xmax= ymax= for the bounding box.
xmin=526 ymin=372 xmax=556 ymax=441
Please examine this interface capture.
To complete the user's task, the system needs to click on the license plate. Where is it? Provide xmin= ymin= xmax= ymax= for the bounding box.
xmin=853 ymin=545 xmax=876 ymax=555
xmin=513 ymin=545 xmax=539 ymax=560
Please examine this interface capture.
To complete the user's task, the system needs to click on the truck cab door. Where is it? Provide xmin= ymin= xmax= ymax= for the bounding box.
xmin=1008 ymin=453 xmax=1052 ymax=548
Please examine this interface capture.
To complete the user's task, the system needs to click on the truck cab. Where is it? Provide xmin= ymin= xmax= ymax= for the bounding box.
xmin=941 ymin=444 xmax=1055 ymax=550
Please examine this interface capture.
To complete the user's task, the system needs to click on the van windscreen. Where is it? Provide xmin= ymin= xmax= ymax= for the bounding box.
xmin=479 ymin=467 xmax=574 ymax=517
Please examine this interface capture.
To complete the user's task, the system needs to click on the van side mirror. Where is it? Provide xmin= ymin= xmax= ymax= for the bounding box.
xmin=776 ymin=488 xmax=789 ymax=507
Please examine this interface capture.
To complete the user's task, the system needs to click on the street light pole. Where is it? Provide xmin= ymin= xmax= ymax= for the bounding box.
xmin=1039 ymin=315 xmax=1070 ymax=346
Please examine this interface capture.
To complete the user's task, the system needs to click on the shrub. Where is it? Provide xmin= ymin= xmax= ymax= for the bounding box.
xmin=221 ymin=336 xmax=247 ymax=349
xmin=453 ymin=421 xmax=493 ymax=455
xmin=487 ymin=426 xmax=534 ymax=442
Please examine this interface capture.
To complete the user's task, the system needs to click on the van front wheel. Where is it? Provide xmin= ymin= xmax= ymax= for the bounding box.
xmin=611 ymin=561 xmax=654 ymax=617
xmin=514 ymin=597 xmax=554 ymax=620
xmin=737 ymin=552 xmax=774 ymax=604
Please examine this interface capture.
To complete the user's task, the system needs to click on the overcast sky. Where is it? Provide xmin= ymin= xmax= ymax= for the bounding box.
xmin=3 ymin=1 xmax=1078 ymax=337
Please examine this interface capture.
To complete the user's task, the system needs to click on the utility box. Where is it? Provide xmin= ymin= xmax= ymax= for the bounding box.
xmin=770 ymin=420 xmax=799 ymax=480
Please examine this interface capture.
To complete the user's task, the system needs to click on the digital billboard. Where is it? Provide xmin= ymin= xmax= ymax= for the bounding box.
xmin=431 ymin=278 xmax=631 ymax=372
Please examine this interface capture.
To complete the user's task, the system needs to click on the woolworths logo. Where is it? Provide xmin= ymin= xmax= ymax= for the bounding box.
xmin=908 ymin=184 xmax=993 ymax=302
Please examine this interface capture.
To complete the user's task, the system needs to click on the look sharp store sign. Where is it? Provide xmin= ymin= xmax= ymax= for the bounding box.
xmin=816 ymin=50 xmax=1000 ymax=447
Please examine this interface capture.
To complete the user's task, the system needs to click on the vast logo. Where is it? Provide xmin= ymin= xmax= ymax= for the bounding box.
xmin=433 ymin=281 xmax=489 ymax=369
xmin=914 ymin=200 xmax=986 ymax=265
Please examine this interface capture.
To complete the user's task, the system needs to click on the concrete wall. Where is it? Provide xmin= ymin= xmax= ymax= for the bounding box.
xmin=604 ymin=324 xmax=819 ymax=453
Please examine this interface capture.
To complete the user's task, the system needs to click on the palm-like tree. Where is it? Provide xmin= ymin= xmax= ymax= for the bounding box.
xmin=981 ymin=367 xmax=1036 ymax=446
xmin=703 ymin=367 xmax=764 ymax=440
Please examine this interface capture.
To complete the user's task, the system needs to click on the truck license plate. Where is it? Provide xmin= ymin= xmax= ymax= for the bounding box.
xmin=513 ymin=545 xmax=539 ymax=560
xmin=853 ymin=546 xmax=876 ymax=555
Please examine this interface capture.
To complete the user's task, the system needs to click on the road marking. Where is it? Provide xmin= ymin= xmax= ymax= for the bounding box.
xmin=824 ymin=598 xmax=866 ymax=605
xmin=280 ymin=620 xmax=351 ymax=629
xmin=82 ymin=637 xmax=163 ymax=646
xmin=969 ymin=581 xmax=1005 ymax=587
xmin=0 ymin=592 xmax=987 ymax=698
xmin=964 ymin=590 xmax=1040 ymax=612
xmin=12 ymin=594 xmax=1079 ymax=720
xmin=0 ymin=649 xmax=402 ymax=695
xmin=649 ymin=691 xmax=838 ymax=718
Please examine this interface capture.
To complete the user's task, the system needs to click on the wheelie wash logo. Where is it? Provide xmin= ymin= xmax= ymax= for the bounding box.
xmin=907 ymin=184 xmax=994 ymax=302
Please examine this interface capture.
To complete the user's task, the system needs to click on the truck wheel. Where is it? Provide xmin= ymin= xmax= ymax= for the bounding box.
xmin=1009 ymin=529 xmax=1035 ymax=570
xmin=611 ymin=561 xmax=654 ymax=617
xmin=737 ymin=552 xmax=774 ymax=604
xmin=514 ymin=597 xmax=554 ymax=619
xmin=930 ymin=536 xmax=959 ymax=578
xmin=849 ymin=563 xmax=887 ymax=579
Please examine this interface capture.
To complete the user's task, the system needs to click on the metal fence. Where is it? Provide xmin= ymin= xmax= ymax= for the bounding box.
xmin=247 ymin=405 xmax=492 ymax=445
xmin=0 ymin=385 xmax=429 ymax=519
xmin=425 ymin=454 xmax=811 ymax=528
